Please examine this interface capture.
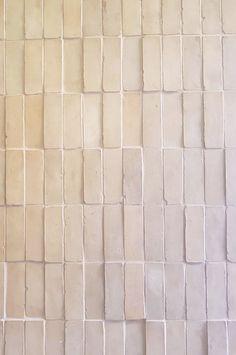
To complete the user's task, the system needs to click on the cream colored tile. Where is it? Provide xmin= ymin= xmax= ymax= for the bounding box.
xmin=85 ymin=263 xmax=104 ymax=319
xmin=6 ymin=206 xmax=24 ymax=261
xmin=6 ymin=41 xmax=24 ymax=94
xmin=26 ymin=206 xmax=44 ymax=261
xmin=26 ymin=263 xmax=44 ymax=317
xmin=5 ymin=322 xmax=24 ymax=355
xmin=45 ymin=321 xmax=64 ymax=355
xmin=83 ymin=0 xmax=102 ymax=35
xmin=7 ymin=263 xmax=25 ymax=318
xmin=44 ymin=94 xmax=62 ymax=148
xmin=64 ymin=39 xmax=82 ymax=92
xmin=103 ymin=93 xmax=121 ymax=148
xmin=125 ymin=264 xmax=145 ymax=319
xmin=123 ymin=93 xmax=142 ymax=146
xmin=83 ymin=149 xmax=102 ymax=204
xmin=45 ymin=264 xmax=64 ymax=319
xmin=102 ymin=0 xmax=121 ymax=35
xmin=84 ymin=205 xmax=103 ymax=261
xmin=25 ymin=0 xmax=43 ymax=38
xmin=64 ymin=205 xmax=83 ymax=262
xmin=44 ymin=0 xmax=62 ymax=38
xmin=25 ymin=322 xmax=44 ymax=355
xmin=64 ymin=94 xmax=82 ymax=148
xmin=25 ymin=40 xmax=43 ymax=93
xmin=5 ymin=96 xmax=23 ymax=148
xmin=64 ymin=0 xmax=81 ymax=37
xmin=64 ymin=149 xmax=83 ymax=204
xmin=6 ymin=0 xmax=24 ymax=39
xmin=83 ymin=94 xmax=102 ymax=147
xmin=44 ymin=39 xmax=62 ymax=92
xmin=45 ymin=207 xmax=63 ymax=262
xmin=104 ymin=149 xmax=122 ymax=203
xmin=25 ymin=95 xmax=43 ymax=148
xmin=6 ymin=150 xmax=24 ymax=205
xmin=45 ymin=150 xmax=63 ymax=204
xmin=103 ymin=38 xmax=121 ymax=92
xmin=84 ymin=38 xmax=102 ymax=92
xmin=25 ymin=150 xmax=44 ymax=204
xmin=65 ymin=263 xmax=83 ymax=320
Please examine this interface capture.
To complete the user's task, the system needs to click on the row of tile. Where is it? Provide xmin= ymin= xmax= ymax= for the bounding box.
xmin=1 ymin=147 xmax=236 ymax=205
xmin=1 ymin=35 xmax=236 ymax=94
xmin=0 ymin=262 xmax=235 ymax=321
xmin=1 ymin=0 xmax=236 ymax=39
xmin=2 ymin=92 xmax=236 ymax=149
xmin=0 ymin=320 xmax=235 ymax=355
xmin=0 ymin=204 xmax=235 ymax=262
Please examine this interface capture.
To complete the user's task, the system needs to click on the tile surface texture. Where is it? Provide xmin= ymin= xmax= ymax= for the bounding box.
xmin=0 ymin=0 xmax=235 ymax=353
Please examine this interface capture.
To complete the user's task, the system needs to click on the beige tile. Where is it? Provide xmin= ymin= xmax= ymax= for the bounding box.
xmin=0 ymin=0 xmax=4 ymax=39
xmin=44 ymin=0 xmax=62 ymax=38
xmin=5 ymin=322 xmax=24 ymax=355
xmin=45 ymin=321 xmax=64 ymax=355
xmin=183 ymin=36 xmax=202 ymax=90
xmin=124 ymin=205 xmax=144 ymax=261
xmin=5 ymin=96 xmax=23 ymax=148
xmin=227 ymin=206 xmax=236 ymax=261
xmin=186 ymin=264 xmax=206 ymax=320
xmin=85 ymin=321 xmax=103 ymax=355
xmin=165 ymin=264 xmax=185 ymax=319
xmin=142 ymin=0 xmax=161 ymax=34
xmin=164 ymin=149 xmax=183 ymax=204
xmin=204 ymin=92 xmax=223 ymax=148
xmin=202 ymin=0 xmax=221 ymax=34
xmin=205 ymin=149 xmax=225 ymax=205
xmin=44 ymin=94 xmax=62 ymax=148
xmin=6 ymin=0 xmax=24 ymax=39
xmin=45 ymin=150 xmax=63 ymax=204
xmin=45 ymin=264 xmax=64 ymax=320
xmin=85 ymin=263 xmax=104 ymax=319
xmin=163 ymin=36 xmax=182 ymax=91
xmin=104 ymin=149 xmax=122 ymax=203
xmin=125 ymin=264 xmax=145 ymax=319
xmin=64 ymin=94 xmax=82 ymax=148
xmin=122 ymin=0 xmax=141 ymax=35
xmin=44 ymin=39 xmax=62 ymax=92
xmin=163 ymin=93 xmax=182 ymax=147
xmin=186 ymin=322 xmax=207 ymax=355
xmin=64 ymin=39 xmax=82 ymax=92
xmin=26 ymin=263 xmax=44 ymax=317
xmin=26 ymin=206 xmax=44 ymax=261
xmin=166 ymin=321 xmax=186 ymax=355
xmin=64 ymin=0 xmax=81 ymax=37
xmin=143 ymin=148 xmax=163 ymax=204
xmin=163 ymin=0 xmax=181 ymax=34
xmin=105 ymin=263 xmax=124 ymax=320
xmin=183 ymin=93 xmax=203 ymax=147
xmin=0 ymin=42 xmax=4 ymax=94
xmin=185 ymin=206 xmax=205 ymax=262
xmin=144 ymin=204 xmax=164 ymax=261
xmin=84 ymin=205 xmax=103 ymax=262
xmin=123 ymin=37 xmax=142 ymax=90
xmin=184 ymin=149 xmax=204 ymax=204
xmin=123 ymin=93 xmax=142 ymax=146
xmin=165 ymin=205 xmax=184 ymax=262
xmin=146 ymin=322 xmax=165 ymax=355
xmin=25 ymin=0 xmax=43 ymax=38
xmin=7 ymin=263 xmax=25 ymax=318
xmin=25 ymin=150 xmax=44 ymax=204
xmin=6 ymin=41 xmax=24 ymax=94
xmin=105 ymin=322 xmax=124 ymax=355
xmin=83 ymin=0 xmax=102 ymax=35
xmin=65 ymin=263 xmax=83 ymax=320
xmin=83 ymin=149 xmax=102 ymax=204
xmin=208 ymin=322 xmax=227 ymax=355
xmin=25 ymin=95 xmax=43 ymax=148
xmin=102 ymin=0 xmax=121 ymax=35
xmin=183 ymin=0 xmax=201 ymax=34
xmin=25 ymin=322 xmax=44 ymax=355
xmin=64 ymin=149 xmax=83 ymax=204
xmin=0 ymin=207 xmax=5 ymax=261
xmin=205 ymin=207 xmax=226 ymax=261
xmin=146 ymin=263 xmax=164 ymax=320
xmin=6 ymin=150 xmax=24 ymax=205
xmin=0 ymin=264 xmax=4 ymax=318
xmin=103 ymin=38 xmax=121 ymax=92
xmin=0 ymin=97 xmax=4 ymax=148
xmin=25 ymin=40 xmax=43 ymax=93
xmin=143 ymin=93 xmax=161 ymax=148
xmin=104 ymin=205 xmax=124 ymax=261
xmin=126 ymin=321 xmax=145 ymax=354
xmin=83 ymin=38 xmax=102 ymax=92
xmin=103 ymin=93 xmax=121 ymax=148
xmin=45 ymin=207 xmax=63 ymax=262
xmin=225 ymin=92 xmax=236 ymax=147
xmin=65 ymin=321 xmax=83 ymax=355
xmin=64 ymin=205 xmax=83 ymax=262
xmin=83 ymin=94 xmax=102 ymax=148
xmin=123 ymin=148 xmax=142 ymax=205
xmin=143 ymin=36 xmax=161 ymax=91
xmin=203 ymin=36 xmax=222 ymax=90
xmin=6 ymin=206 xmax=25 ymax=261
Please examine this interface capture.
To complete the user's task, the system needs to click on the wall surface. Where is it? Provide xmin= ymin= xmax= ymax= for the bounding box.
xmin=0 ymin=0 xmax=236 ymax=354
